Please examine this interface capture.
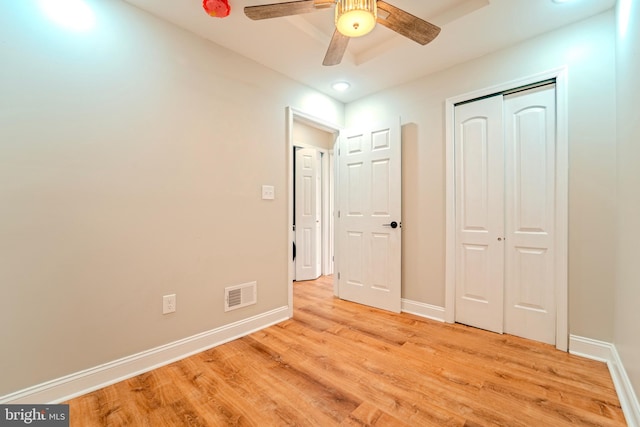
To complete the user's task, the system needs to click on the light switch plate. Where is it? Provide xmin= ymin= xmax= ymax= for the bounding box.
xmin=262 ymin=185 xmax=275 ymax=200
xmin=163 ymin=294 xmax=176 ymax=314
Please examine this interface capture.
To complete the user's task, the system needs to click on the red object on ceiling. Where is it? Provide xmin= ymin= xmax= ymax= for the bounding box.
xmin=203 ymin=0 xmax=231 ymax=18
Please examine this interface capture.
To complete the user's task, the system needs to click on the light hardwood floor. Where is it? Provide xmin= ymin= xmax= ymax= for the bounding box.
xmin=67 ymin=276 xmax=626 ymax=426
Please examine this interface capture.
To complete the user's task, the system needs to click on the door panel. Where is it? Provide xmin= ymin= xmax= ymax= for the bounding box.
xmin=454 ymin=95 xmax=504 ymax=333
xmin=461 ymin=119 xmax=490 ymax=230
xmin=346 ymin=162 xmax=364 ymax=215
xmin=371 ymin=232 xmax=391 ymax=290
xmin=512 ymin=247 xmax=548 ymax=310
xmin=346 ymin=231 xmax=364 ymax=286
xmin=504 ymin=85 xmax=556 ymax=344
xmin=295 ymin=147 xmax=321 ymax=281
xmin=461 ymin=244 xmax=490 ymax=301
xmin=371 ymin=159 xmax=391 ymax=215
xmin=338 ymin=120 xmax=401 ymax=313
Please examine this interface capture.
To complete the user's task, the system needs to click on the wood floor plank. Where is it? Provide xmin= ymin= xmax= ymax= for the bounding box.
xmin=256 ymin=316 xmax=535 ymax=426
xmin=287 ymin=321 xmax=544 ymax=426
xmin=198 ymin=343 xmax=345 ymax=426
xmin=67 ymin=276 xmax=626 ymax=426
xmin=340 ymin=402 xmax=411 ymax=426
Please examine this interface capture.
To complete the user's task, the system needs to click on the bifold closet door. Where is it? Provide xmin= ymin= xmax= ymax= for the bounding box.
xmin=503 ymin=85 xmax=557 ymax=345
xmin=454 ymin=84 xmax=557 ymax=344
xmin=454 ymin=95 xmax=505 ymax=334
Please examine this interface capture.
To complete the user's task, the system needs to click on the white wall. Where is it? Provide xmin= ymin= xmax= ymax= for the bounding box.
xmin=345 ymin=12 xmax=618 ymax=342
xmin=615 ymin=0 xmax=640 ymax=399
xmin=293 ymin=121 xmax=335 ymax=151
xmin=0 ymin=0 xmax=343 ymax=397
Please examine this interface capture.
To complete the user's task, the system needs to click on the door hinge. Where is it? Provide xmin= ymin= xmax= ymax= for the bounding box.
xmin=337 ymin=272 xmax=340 ymax=279
xmin=338 ymin=210 xmax=341 ymax=218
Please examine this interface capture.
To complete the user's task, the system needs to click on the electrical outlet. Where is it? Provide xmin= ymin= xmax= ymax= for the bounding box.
xmin=163 ymin=294 xmax=176 ymax=314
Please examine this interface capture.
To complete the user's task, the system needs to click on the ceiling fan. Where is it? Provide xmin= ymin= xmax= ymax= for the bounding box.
xmin=244 ymin=0 xmax=441 ymax=66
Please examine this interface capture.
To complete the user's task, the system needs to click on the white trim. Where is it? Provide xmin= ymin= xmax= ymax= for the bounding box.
xmin=444 ymin=67 xmax=569 ymax=351
xmin=321 ymin=148 xmax=333 ymax=276
xmin=444 ymin=98 xmax=456 ymax=324
xmin=286 ymin=107 xmax=295 ymax=317
xmin=554 ymin=69 xmax=569 ymax=352
xmin=289 ymin=108 xmax=342 ymax=135
xmin=569 ymin=335 xmax=640 ymax=427
xmin=610 ymin=349 xmax=640 ymax=427
xmin=328 ymin=150 xmax=335 ymax=278
xmin=401 ymin=299 xmax=445 ymax=322
xmin=0 ymin=306 xmax=289 ymax=405
xmin=569 ymin=334 xmax=613 ymax=362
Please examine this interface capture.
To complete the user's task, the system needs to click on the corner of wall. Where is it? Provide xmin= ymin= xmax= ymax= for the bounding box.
xmin=569 ymin=335 xmax=640 ymax=427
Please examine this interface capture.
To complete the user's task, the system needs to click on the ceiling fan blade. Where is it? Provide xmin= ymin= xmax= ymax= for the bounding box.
xmin=245 ymin=0 xmax=332 ymax=20
xmin=323 ymin=30 xmax=350 ymax=66
xmin=376 ymin=1 xmax=441 ymax=45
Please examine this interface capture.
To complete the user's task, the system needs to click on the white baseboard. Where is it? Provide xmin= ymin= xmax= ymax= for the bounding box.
xmin=569 ymin=335 xmax=640 ymax=427
xmin=401 ymin=299 xmax=445 ymax=322
xmin=0 ymin=306 xmax=290 ymax=405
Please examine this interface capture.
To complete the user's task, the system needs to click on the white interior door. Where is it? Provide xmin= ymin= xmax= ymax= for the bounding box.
xmin=454 ymin=95 xmax=505 ymax=333
xmin=504 ymin=85 xmax=557 ymax=345
xmin=295 ymin=147 xmax=321 ymax=281
xmin=337 ymin=119 xmax=402 ymax=313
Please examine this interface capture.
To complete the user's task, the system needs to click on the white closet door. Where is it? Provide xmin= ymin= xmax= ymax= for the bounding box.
xmin=504 ymin=85 xmax=557 ymax=344
xmin=454 ymin=95 xmax=505 ymax=333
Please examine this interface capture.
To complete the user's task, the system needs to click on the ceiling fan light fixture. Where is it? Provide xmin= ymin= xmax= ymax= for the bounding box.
xmin=335 ymin=0 xmax=377 ymax=38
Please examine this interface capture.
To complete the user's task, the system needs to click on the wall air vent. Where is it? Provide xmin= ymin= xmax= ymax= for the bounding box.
xmin=224 ymin=281 xmax=257 ymax=312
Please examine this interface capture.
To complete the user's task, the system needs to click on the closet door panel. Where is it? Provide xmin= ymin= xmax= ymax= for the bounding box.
xmin=504 ymin=84 xmax=557 ymax=345
xmin=454 ymin=95 xmax=504 ymax=334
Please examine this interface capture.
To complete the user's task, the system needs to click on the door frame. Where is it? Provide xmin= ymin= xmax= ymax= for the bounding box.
xmin=286 ymin=107 xmax=341 ymax=317
xmin=444 ymin=67 xmax=569 ymax=351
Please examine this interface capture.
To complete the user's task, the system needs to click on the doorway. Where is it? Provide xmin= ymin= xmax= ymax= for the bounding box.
xmin=444 ymin=68 xmax=569 ymax=351
xmin=286 ymin=108 xmax=340 ymax=316
xmin=286 ymin=109 xmax=404 ymax=316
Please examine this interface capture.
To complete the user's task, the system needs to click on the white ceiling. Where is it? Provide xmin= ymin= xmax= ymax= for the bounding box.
xmin=122 ymin=0 xmax=615 ymax=103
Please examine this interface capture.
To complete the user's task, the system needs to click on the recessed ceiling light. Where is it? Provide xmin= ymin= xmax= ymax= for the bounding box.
xmin=551 ymin=0 xmax=574 ymax=3
xmin=332 ymin=81 xmax=350 ymax=92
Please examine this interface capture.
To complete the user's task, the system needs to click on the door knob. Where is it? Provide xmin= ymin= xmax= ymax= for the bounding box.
xmin=383 ymin=221 xmax=399 ymax=229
